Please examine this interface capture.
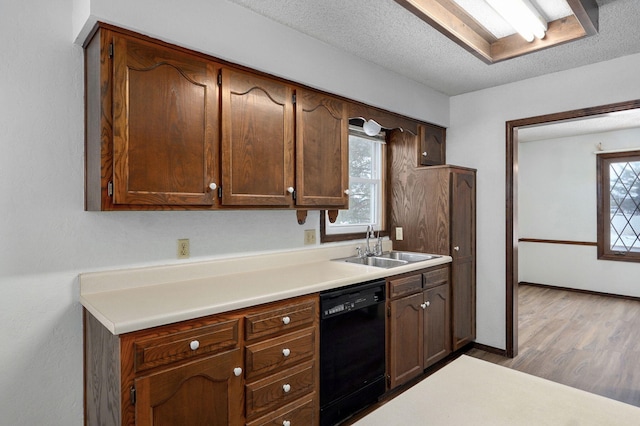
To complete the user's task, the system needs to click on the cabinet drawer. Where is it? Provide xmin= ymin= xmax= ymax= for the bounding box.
xmin=245 ymin=298 xmax=316 ymax=341
xmin=246 ymin=392 xmax=316 ymax=426
xmin=134 ymin=319 xmax=239 ymax=372
xmin=246 ymin=328 xmax=315 ymax=379
xmin=388 ymin=274 xmax=422 ymax=299
xmin=246 ymin=361 xmax=315 ymax=418
xmin=423 ymin=266 xmax=449 ymax=289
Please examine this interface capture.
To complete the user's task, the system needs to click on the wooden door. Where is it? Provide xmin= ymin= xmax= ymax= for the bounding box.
xmin=450 ymin=169 xmax=476 ymax=350
xmin=221 ymin=68 xmax=295 ymax=206
xmin=295 ymin=89 xmax=348 ymax=207
xmin=135 ymin=348 xmax=243 ymax=425
xmin=112 ymin=34 xmax=219 ymax=205
xmin=423 ymin=284 xmax=451 ymax=367
xmin=388 ymin=292 xmax=424 ymax=389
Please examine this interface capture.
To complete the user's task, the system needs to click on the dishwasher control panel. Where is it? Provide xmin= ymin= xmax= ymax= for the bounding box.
xmin=320 ymin=279 xmax=385 ymax=319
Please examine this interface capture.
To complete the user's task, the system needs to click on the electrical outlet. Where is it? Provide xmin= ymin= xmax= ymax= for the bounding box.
xmin=177 ymin=239 xmax=190 ymax=259
xmin=304 ymin=229 xmax=316 ymax=245
xmin=395 ymin=227 xmax=404 ymax=241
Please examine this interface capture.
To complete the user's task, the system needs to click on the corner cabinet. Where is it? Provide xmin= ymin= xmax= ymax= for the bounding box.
xmin=84 ymin=294 xmax=319 ymax=425
xmin=85 ymin=26 xmax=220 ymax=210
xmin=85 ymin=24 xmax=348 ymax=213
xmin=386 ymin=265 xmax=451 ymax=390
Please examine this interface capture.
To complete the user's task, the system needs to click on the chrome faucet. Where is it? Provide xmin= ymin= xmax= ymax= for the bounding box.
xmin=365 ymin=224 xmax=382 ymax=256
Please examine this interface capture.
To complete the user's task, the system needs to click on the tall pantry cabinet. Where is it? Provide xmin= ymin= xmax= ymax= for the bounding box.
xmin=388 ymin=130 xmax=476 ymax=352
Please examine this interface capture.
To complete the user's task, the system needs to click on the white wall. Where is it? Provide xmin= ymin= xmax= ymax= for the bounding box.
xmin=518 ymin=128 xmax=640 ymax=296
xmin=449 ymin=54 xmax=640 ymax=350
xmin=0 ymin=1 xmax=448 ymax=424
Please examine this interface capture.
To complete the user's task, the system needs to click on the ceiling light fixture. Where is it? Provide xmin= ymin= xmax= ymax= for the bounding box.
xmin=486 ymin=0 xmax=547 ymax=42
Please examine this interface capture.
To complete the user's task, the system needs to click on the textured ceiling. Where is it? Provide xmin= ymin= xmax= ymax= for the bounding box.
xmin=226 ymin=0 xmax=640 ymax=96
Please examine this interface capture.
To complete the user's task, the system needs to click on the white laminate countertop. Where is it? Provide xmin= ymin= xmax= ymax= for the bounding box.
xmin=79 ymin=241 xmax=452 ymax=335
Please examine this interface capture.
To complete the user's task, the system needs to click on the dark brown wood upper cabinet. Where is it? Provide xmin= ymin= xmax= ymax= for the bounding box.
xmin=85 ymin=27 xmax=220 ymax=210
xmin=85 ymin=24 xmax=401 ymax=213
xmin=418 ymin=123 xmax=446 ymax=166
xmin=220 ymin=67 xmax=295 ymax=207
xmin=295 ymin=89 xmax=348 ymax=208
xmin=111 ymin=32 xmax=220 ymax=206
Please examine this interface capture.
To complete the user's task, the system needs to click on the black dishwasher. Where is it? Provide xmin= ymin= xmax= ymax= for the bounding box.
xmin=319 ymin=279 xmax=386 ymax=426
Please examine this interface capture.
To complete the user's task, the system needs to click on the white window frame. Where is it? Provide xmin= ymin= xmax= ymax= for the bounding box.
xmin=325 ymin=126 xmax=384 ymax=236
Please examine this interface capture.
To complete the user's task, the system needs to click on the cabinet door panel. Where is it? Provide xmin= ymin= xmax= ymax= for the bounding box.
xmin=295 ymin=89 xmax=348 ymax=207
xmin=424 ymin=284 xmax=451 ymax=367
xmin=135 ymin=348 xmax=243 ymax=426
xmin=221 ymin=68 xmax=294 ymax=206
xmin=419 ymin=124 xmax=446 ymax=166
xmin=451 ymin=170 xmax=476 ymax=350
xmin=112 ymin=34 xmax=218 ymax=205
xmin=388 ymin=292 xmax=424 ymax=389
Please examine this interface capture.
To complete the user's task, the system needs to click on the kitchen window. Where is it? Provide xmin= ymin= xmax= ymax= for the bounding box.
xmin=596 ymin=150 xmax=640 ymax=262
xmin=321 ymin=124 xmax=385 ymax=242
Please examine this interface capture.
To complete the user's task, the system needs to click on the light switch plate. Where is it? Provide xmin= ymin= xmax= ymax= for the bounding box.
xmin=395 ymin=227 xmax=404 ymax=241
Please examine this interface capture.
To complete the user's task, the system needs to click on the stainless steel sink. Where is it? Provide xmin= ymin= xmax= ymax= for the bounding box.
xmin=342 ymin=256 xmax=408 ymax=268
xmin=378 ymin=251 xmax=441 ymax=262
xmin=333 ymin=250 xmax=441 ymax=269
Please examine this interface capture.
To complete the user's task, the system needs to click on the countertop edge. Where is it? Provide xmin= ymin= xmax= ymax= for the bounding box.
xmin=80 ymin=244 xmax=452 ymax=335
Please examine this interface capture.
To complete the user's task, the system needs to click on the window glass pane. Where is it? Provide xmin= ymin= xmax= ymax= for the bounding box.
xmin=349 ymin=135 xmax=375 ymax=179
xmin=608 ymin=160 xmax=640 ymax=252
xmin=333 ymin=182 xmax=377 ymax=226
xmin=325 ymin=127 xmax=383 ymax=236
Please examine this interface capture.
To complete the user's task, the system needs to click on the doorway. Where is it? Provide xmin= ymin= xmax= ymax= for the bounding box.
xmin=505 ymin=99 xmax=640 ymax=357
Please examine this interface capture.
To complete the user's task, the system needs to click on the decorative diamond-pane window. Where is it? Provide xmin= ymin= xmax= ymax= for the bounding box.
xmin=597 ymin=151 xmax=640 ymax=262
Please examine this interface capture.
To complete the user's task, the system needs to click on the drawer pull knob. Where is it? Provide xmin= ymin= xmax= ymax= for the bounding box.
xmin=189 ymin=340 xmax=200 ymax=351
xmin=420 ymin=302 xmax=427 ymax=310
xmin=282 ymin=383 xmax=291 ymax=393
xmin=233 ymin=367 xmax=242 ymax=377
xmin=283 ymin=421 xmax=291 ymax=426
xmin=282 ymin=316 xmax=291 ymax=325
xmin=422 ymin=151 xmax=428 ymax=157
xmin=208 ymin=182 xmax=217 ymax=190
xmin=426 ymin=301 xmax=431 ymax=307
xmin=282 ymin=348 xmax=291 ymax=357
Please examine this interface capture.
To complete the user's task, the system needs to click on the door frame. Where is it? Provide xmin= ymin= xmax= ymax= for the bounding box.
xmin=505 ymin=98 xmax=640 ymax=357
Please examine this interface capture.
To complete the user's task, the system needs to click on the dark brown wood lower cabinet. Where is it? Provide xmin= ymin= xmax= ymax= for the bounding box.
xmin=387 ymin=266 xmax=452 ymax=390
xmin=84 ymin=294 xmax=320 ymax=425
xmin=134 ymin=349 xmax=243 ymax=425
xmin=423 ymin=283 xmax=451 ymax=366
xmin=388 ymin=291 xmax=424 ymax=388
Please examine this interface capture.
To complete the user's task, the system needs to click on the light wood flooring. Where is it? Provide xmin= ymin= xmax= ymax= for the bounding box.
xmin=467 ymin=284 xmax=640 ymax=407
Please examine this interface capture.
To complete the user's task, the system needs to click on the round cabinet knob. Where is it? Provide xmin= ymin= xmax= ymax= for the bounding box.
xmin=420 ymin=302 xmax=427 ymax=309
xmin=453 ymin=246 xmax=460 ymax=252
xmin=422 ymin=151 xmax=428 ymax=157
xmin=344 ymin=189 xmax=350 ymax=195
xmin=282 ymin=316 xmax=291 ymax=325
xmin=426 ymin=301 xmax=431 ymax=307
xmin=282 ymin=348 xmax=291 ymax=357
xmin=189 ymin=340 xmax=200 ymax=351
xmin=283 ymin=421 xmax=291 ymax=426
xmin=287 ymin=187 xmax=295 ymax=194
xmin=208 ymin=182 xmax=217 ymax=190
xmin=282 ymin=383 xmax=291 ymax=393
xmin=233 ymin=367 xmax=243 ymax=377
